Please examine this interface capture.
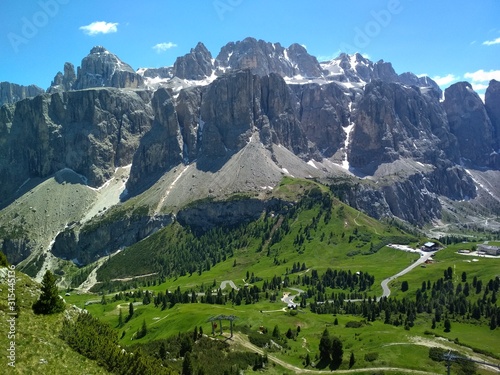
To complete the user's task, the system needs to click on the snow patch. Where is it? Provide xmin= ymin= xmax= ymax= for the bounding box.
xmin=307 ymin=160 xmax=318 ymax=169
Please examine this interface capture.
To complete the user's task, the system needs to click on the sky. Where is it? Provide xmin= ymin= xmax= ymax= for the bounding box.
xmin=1 ymin=0 xmax=499 ymax=100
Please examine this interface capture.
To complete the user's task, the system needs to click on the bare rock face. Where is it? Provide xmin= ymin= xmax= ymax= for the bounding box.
xmin=127 ymin=88 xmax=184 ymax=194
xmin=51 ymin=214 xmax=172 ymax=265
xmin=215 ymin=37 xmax=323 ymax=77
xmin=0 ymin=88 xmax=153 ymax=204
xmin=291 ymin=82 xmax=351 ymax=158
xmin=126 ymin=70 xmax=312 ymax=194
xmin=485 ymin=79 xmax=500 ymax=160
xmin=47 ymin=62 xmax=76 ymax=93
xmin=0 ymin=81 xmax=45 ymax=105
xmin=173 ymin=42 xmax=214 ymax=80
xmin=349 ymin=81 xmax=456 ymax=172
xmin=73 ymin=46 xmax=144 ymax=90
xmin=177 ymin=198 xmax=284 ymax=234
xmin=444 ymin=82 xmax=497 ymax=168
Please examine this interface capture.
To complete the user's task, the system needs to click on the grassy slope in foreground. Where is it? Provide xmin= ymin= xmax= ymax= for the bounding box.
xmin=0 ymin=268 xmax=109 ymax=374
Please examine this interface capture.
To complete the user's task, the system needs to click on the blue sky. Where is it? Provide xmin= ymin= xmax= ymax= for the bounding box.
xmin=1 ymin=0 xmax=499 ymax=99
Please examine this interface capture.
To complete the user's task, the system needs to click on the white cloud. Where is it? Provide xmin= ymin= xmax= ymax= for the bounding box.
xmin=470 ymin=83 xmax=489 ymax=92
xmin=431 ymin=74 xmax=459 ymax=87
xmin=80 ymin=21 xmax=118 ymax=36
xmin=153 ymin=42 xmax=178 ymax=53
xmin=464 ymin=69 xmax=500 ymax=82
xmin=483 ymin=37 xmax=500 ymax=46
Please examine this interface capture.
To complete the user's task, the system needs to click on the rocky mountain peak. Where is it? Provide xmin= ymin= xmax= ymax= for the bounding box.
xmin=73 ymin=46 xmax=144 ymax=90
xmin=48 ymin=62 xmax=76 ymax=93
xmin=172 ymin=42 xmax=214 ymax=80
xmin=214 ymin=37 xmax=323 ymax=78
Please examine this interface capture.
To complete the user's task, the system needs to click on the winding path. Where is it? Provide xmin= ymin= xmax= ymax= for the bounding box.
xmin=220 ymin=280 xmax=240 ymax=291
xmin=379 ymin=249 xmax=435 ymax=300
xmin=230 ymin=333 xmax=440 ymax=375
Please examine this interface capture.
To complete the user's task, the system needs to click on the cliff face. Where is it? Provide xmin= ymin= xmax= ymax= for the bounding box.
xmin=485 ymin=79 xmax=500 ymax=166
xmin=51 ymin=214 xmax=172 ymax=264
xmin=0 ymin=81 xmax=45 ymax=106
xmin=127 ymin=70 xmax=312 ymax=194
xmin=349 ymin=81 xmax=457 ymax=172
xmin=0 ymin=88 xmax=153 ymax=203
xmin=444 ymin=82 xmax=497 ymax=168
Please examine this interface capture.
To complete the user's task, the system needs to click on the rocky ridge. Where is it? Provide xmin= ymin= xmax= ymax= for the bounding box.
xmin=0 ymin=81 xmax=45 ymax=106
xmin=1 ymin=38 xmax=500 ymax=270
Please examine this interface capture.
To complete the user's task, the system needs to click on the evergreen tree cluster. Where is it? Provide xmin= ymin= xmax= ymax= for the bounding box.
xmin=309 ymin=273 xmax=500 ymax=332
xmin=134 ymin=331 xmax=267 ymax=375
xmin=60 ymin=313 xmax=173 ymax=375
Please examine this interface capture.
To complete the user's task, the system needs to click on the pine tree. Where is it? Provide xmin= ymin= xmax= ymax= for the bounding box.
xmin=490 ymin=314 xmax=497 ymax=330
xmin=139 ymin=319 xmax=147 ymax=338
xmin=128 ymin=302 xmax=134 ymax=320
xmin=182 ymin=351 xmax=194 ymax=375
xmin=32 ymin=270 xmax=65 ymax=314
xmin=349 ymin=352 xmax=355 ymax=368
xmin=118 ymin=308 xmax=124 ymax=328
xmin=272 ymin=324 xmax=280 ymax=338
xmin=331 ymin=336 xmax=344 ymax=367
xmin=319 ymin=328 xmax=332 ymax=361
xmin=401 ymin=281 xmax=409 ymax=292
xmin=305 ymin=353 xmax=311 ymax=367
xmin=444 ymin=318 xmax=451 ymax=332
xmin=159 ymin=342 xmax=167 ymax=360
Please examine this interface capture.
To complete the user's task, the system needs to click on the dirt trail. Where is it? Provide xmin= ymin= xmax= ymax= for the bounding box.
xmin=230 ymin=333 xmax=440 ymax=374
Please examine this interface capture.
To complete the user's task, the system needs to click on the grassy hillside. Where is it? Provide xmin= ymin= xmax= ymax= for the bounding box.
xmin=7 ymin=176 xmax=497 ymax=375
xmin=0 ymin=268 xmax=110 ymax=374
xmin=94 ymin=177 xmax=416 ymax=289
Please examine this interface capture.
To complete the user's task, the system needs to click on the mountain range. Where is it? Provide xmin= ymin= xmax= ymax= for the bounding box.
xmin=0 ymin=37 xmax=499 ymax=280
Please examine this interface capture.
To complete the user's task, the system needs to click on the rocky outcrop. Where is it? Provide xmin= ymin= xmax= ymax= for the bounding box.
xmin=291 ymin=82 xmax=351 ymax=158
xmin=335 ymin=165 xmax=476 ymax=226
xmin=349 ymin=81 xmax=457 ymax=172
xmin=48 ymin=62 xmax=77 ymax=93
xmin=443 ymin=82 xmax=497 ymax=168
xmin=398 ymin=72 xmax=442 ymax=98
xmin=0 ymin=88 xmax=153 ymax=203
xmin=73 ymin=46 xmax=144 ymax=90
xmin=173 ymin=42 xmax=214 ymax=80
xmin=51 ymin=213 xmax=172 ymax=265
xmin=127 ymin=70 xmax=312 ymax=194
xmin=0 ymin=237 xmax=31 ymax=265
xmin=215 ymin=37 xmax=323 ymax=77
xmin=127 ymin=88 xmax=184 ymax=194
xmin=485 ymin=79 xmax=500 ymax=156
xmin=0 ymin=81 xmax=44 ymax=105
xmin=141 ymin=67 xmax=173 ymax=79
xmin=177 ymin=198 xmax=284 ymax=234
